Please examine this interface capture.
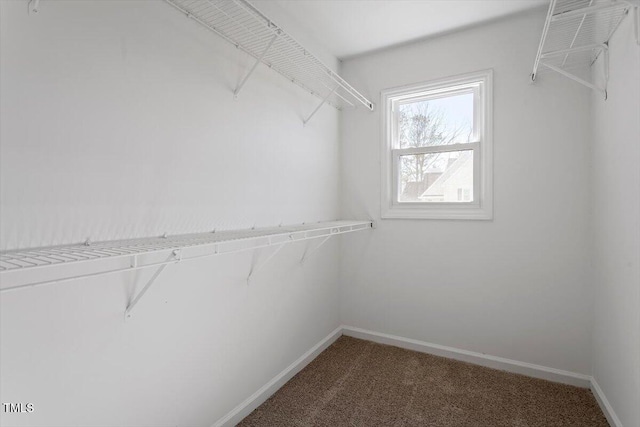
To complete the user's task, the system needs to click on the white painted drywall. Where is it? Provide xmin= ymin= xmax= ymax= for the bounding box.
xmin=590 ymin=13 xmax=640 ymax=427
xmin=0 ymin=1 xmax=343 ymax=426
xmin=339 ymin=9 xmax=594 ymax=375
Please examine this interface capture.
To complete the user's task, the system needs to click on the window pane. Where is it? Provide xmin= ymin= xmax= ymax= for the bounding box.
xmin=397 ymin=92 xmax=473 ymax=148
xmin=398 ymin=150 xmax=473 ymax=203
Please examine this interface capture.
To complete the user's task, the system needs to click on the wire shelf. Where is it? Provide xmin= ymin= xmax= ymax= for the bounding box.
xmin=165 ymin=0 xmax=374 ymax=112
xmin=532 ymin=0 xmax=635 ymax=93
xmin=0 ymin=220 xmax=373 ymax=292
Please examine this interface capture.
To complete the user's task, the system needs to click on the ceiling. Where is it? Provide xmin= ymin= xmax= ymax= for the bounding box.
xmin=264 ymin=0 xmax=548 ymax=59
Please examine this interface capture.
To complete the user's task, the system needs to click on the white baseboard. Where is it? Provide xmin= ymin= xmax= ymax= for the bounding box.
xmin=211 ymin=325 xmax=343 ymax=427
xmin=342 ymin=326 xmax=592 ymax=388
xmin=212 ymin=325 xmax=614 ymax=427
xmin=591 ymin=378 xmax=623 ymax=427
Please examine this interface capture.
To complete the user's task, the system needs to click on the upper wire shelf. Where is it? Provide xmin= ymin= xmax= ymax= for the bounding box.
xmin=165 ymin=0 xmax=374 ymax=113
xmin=532 ymin=0 xmax=637 ymax=95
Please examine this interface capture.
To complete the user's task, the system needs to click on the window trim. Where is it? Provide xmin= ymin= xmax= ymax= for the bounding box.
xmin=380 ymin=69 xmax=493 ymax=220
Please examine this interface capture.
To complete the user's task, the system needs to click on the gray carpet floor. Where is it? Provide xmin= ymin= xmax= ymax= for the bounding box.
xmin=239 ymin=336 xmax=608 ymax=426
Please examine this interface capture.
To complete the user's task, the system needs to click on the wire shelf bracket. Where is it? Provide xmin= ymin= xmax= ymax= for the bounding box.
xmin=124 ymin=250 xmax=181 ymax=319
xmin=303 ymin=86 xmax=338 ymax=126
xmin=164 ymin=0 xmax=374 ymax=123
xmin=234 ymin=33 xmax=278 ymax=98
xmin=0 ymin=220 xmax=374 ymax=317
xmin=28 ymin=0 xmax=40 ymax=14
xmin=300 ymin=234 xmax=332 ymax=265
xmin=246 ymin=241 xmax=285 ymax=284
xmin=531 ymin=0 xmax=638 ymax=97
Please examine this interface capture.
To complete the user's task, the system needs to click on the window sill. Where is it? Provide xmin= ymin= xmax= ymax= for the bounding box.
xmin=381 ymin=205 xmax=493 ymax=220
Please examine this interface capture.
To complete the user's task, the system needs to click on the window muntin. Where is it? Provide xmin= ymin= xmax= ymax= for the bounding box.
xmin=381 ymin=70 xmax=492 ymax=220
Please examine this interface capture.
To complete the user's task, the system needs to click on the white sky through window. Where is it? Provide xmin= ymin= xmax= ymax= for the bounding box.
xmin=398 ymin=92 xmax=473 ymax=147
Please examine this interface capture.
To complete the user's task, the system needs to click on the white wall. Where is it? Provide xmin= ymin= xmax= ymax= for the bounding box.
xmin=339 ymin=9 xmax=594 ymax=375
xmin=591 ymin=13 xmax=640 ymax=427
xmin=3 ymin=1 xmax=638 ymax=425
xmin=0 ymin=1 xmax=342 ymax=426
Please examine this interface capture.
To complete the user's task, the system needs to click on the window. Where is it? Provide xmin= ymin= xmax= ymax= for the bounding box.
xmin=381 ymin=70 xmax=493 ymax=220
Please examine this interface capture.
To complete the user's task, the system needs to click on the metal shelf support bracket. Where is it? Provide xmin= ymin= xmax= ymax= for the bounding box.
xmin=247 ymin=241 xmax=286 ymax=284
xmin=544 ymin=63 xmax=607 ymax=95
xmin=303 ymin=87 xmax=337 ymax=126
xmin=541 ymin=42 xmax=610 ymax=97
xmin=300 ymin=233 xmax=333 ymax=264
xmin=234 ymin=33 xmax=278 ymax=98
xmin=125 ymin=249 xmax=181 ymax=319
xmin=28 ymin=0 xmax=40 ymax=14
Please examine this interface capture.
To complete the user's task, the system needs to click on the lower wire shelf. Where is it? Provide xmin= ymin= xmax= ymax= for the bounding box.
xmin=0 ymin=220 xmax=373 ymax=294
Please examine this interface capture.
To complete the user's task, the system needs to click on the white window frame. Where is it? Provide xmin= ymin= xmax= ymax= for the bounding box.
xmin=381 ymin=69 xmax=493 ymax=220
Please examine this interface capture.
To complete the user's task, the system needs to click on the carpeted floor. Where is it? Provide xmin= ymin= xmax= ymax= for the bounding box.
xmin=239 ymin=336 xmax=608 ymax=427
